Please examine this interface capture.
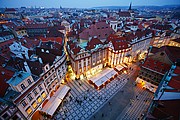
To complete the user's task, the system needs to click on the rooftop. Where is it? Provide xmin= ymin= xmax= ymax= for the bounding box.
xmin=7 ymin=71 xmax=31 ymax=86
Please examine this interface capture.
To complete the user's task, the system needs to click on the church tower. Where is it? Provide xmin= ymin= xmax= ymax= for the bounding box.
xmin=128 ymin=2 xmax=132 ymax=13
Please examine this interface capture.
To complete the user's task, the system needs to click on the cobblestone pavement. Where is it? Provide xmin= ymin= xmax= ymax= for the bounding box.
xmin=117 ymin=84 xmax=154 ymax=120
xmin=53 ymin=67 xmax=135 ymax=120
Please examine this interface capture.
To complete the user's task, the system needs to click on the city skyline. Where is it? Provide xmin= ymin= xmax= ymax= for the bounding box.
xmin=0 ymin=0 xmax=180 ymax=8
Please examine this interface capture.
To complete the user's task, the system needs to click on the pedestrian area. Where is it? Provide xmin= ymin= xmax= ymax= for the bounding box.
xmin=53 ymin=73 xmax=129 ymax=120
xmin=117 ymin=85 xmax=154 ymax=120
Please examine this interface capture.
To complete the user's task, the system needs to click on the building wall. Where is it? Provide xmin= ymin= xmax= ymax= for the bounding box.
xmin=0 ymin=105 xmax=25 ymax=120
xmin=108 ymin=47 xmax=131 ymax=67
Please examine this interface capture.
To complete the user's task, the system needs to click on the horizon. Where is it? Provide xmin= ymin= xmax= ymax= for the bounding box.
xmin=0 ymin=0 xmax=180 ymax=8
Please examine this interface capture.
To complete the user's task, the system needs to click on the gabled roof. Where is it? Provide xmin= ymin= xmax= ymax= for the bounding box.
xmin=168 ymin=66 xmax=180 ymax=90
xmin=107 ymin=34 xmax=131 ymax=51
xmin=79 ymin=22 xmax=114 ymax=40
xmin=86 ymin=38 xmax=103 ymax=51
xmin=26 ymin=23 xmax=48 ymax=29
xmin=67 ymin=41 xmax=81 ymax=55
xmin=142 ymin=57 xmax=171 ymax=74
xmin=150 ymin=46 xmax=180 ymax=64
xmin=118 ymin=11 xmax=131 ymax=17
xmin=0 ymin=66 xmax=14 ymax=97
xmin=39 ymin=37 xmax=63 ymax=45
xmin=7 ymin=71 xmax=31 ymax=86
xmin=172 ymin=38 xmax=180 ymax=43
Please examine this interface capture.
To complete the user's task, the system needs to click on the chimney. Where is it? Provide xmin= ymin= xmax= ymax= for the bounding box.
xmin=24 ymin=61 xmax=31 ymax=73
xmin=39 ymin=57 xmax=43 ymax=64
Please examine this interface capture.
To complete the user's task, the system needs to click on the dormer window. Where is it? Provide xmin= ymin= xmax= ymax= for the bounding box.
xmin=21 ymin=84 xmax=25 ymax=90
xmin=27 ymin=79 xmax=32 ymax=85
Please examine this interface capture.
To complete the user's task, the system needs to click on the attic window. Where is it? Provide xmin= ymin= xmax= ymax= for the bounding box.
xmin=160 ymin=52 xmax=164 ymax=56
xmin=46 ymin=50 xmax=49 ymax=53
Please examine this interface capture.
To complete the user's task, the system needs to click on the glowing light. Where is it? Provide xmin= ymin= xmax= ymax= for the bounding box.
xmin=61 ymin=79 xmax=65 ymax=84
xmin=37 ymin=97 xmax=42 ymax=103
xmin=32 ymin=102 xmax=37 ymax=108
xmin=42 ymin=92 xmax=46 ymax=98
xmin=26 ymin=107 xmax=32 ymax=115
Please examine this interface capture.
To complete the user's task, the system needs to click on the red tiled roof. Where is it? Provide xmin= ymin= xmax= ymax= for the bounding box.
xmin=86 ymin=38 xmax=103 ymax=50
xmin=168 ymin=66 xmax=180 ymax=90
xmin=172 ymin=38 xmax=180 ymax=43
xmin=142 ymin=58 xmax=171 ymax=74
xmin=0 ymin=66 xmax=14 ymax=97
xmin=79 ymin=22 xmax=114 ymax=40
xmin=67 ymin=41 xmax=81 ymax=55
xmin=107 ymin=34 xmax=131 ymax=51
xmin=118 ymin=11 xmax=131 ymax=17
xmin=19 ymin=37 xmax=40 ymax=49
xmin=39 ymin=37 xmax=63 ymax=45
xmin=26 ymin=23 xmax=48 ymax=29
xmin=151 ymin=46 xmax=180 ymax=63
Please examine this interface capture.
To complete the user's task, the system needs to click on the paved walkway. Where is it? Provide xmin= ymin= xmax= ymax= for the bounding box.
xmin=117 ymin=84 xmax=153 ymax=120
xmin=53 ymin=67 xmax=135 ymax=120
xmin=90 ymin=65 xmax=138 ymax=120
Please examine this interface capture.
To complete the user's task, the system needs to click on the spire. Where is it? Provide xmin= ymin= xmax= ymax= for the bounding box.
xmin=128 ymin=2 xmax=132 ymax=11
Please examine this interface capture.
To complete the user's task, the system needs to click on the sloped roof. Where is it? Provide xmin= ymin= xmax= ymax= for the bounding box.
xmin=118 ymin=11 xmax=131 ymax=17
xmin=86 ymin=38 xmax=103 ymax=51
xmin=7 ymin=71 xmax=31 ymax=86
xmin=142 ymin=57 xmax=171 ymax=74
xmin=107 ymin=34 xmax=131 ymax=51
xmin=0 ymin=66 xmax=14 ymax=97
xmin=79 ymin=22 xmax=114 ymax=40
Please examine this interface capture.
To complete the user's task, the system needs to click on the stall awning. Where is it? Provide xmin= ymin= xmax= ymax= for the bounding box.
xmin=105 ymin=69 xmax=117 ymax=79
xmin=89 ymin=68 xmax=117 ymax=87
xmin=41 ymin=85 xmax=70 ymax=116
xmin=95 ymin=76 xmax=108 ymax=87
xmin=115 ymin=65 xmax=124 ymax=71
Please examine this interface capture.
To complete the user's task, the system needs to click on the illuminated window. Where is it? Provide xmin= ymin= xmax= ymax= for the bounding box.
xmin=37 ymin=97 xmax=42 ymax=103
xmin=26 ymin=107 xmax=32 ymax=115
xmin=41 ymin=92 xmax=46 ymax=98
xmin=32 ymin=102 xmax=37 ymax=109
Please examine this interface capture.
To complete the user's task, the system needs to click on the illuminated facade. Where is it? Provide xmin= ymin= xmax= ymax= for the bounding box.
xmin=67 ymin=34 xmax=132 ymax=79
xmin=0 ymin=41 xmax=67 ymax=120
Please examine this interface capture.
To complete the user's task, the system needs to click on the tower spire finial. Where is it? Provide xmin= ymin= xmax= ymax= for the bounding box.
xmin=129 ymin=2 xmax=132 ymax=11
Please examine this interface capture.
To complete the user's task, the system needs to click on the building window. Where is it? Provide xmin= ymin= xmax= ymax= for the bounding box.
xmin=32 ymin=101 xmax=37 ymax=109
xmin=27 ymin=94 xmax=33 ymax=102
xmin=21 ymin=100 xmax=27 ymax=107
xmin=20 ymin=84 xmax=26 ymax=90
xmin=2 ymin=113 xmax=9 ymax=119
xmin=26 ymin=107 xmax=32 ymax=115
xmin=27 ymin=79 xmax=32 ymax=85
xmin=33 ymin=89 xmax=38 ymax=96
xmin=41 ymin=92 xmax=46 ymax=98
xmin=38 ymin=85 xmax=43 ymax=91
xmin=37 ymin=96 xmax=42 ymax=103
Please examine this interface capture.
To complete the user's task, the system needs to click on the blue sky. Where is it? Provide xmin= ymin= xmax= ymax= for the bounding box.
xmin=0 ymin=0 xmax=180 ymax=8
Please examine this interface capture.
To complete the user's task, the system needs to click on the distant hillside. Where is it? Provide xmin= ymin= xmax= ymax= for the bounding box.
xmin=93 ymin=5 xmax=180 ymax=10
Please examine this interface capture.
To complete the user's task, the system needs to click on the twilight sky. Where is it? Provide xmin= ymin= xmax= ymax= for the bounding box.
xmin=0 ymin=0 xmax=180 ymax=8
